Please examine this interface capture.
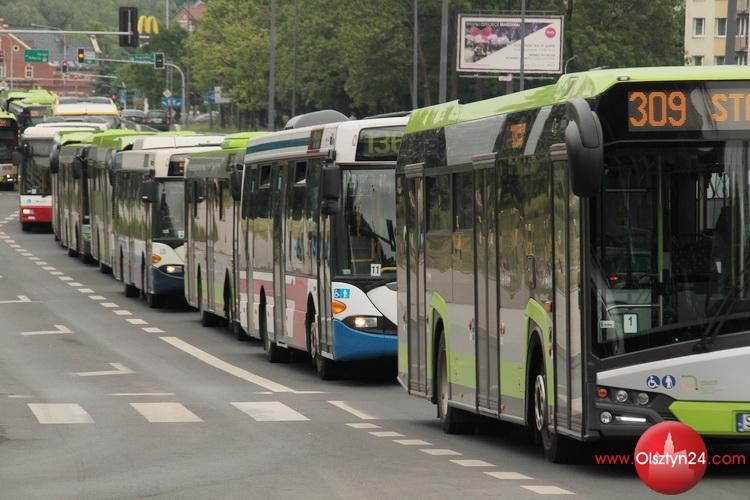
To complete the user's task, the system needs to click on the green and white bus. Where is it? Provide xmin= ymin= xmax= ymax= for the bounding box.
xmin=396 ymin=66 xmax=750 ymax=462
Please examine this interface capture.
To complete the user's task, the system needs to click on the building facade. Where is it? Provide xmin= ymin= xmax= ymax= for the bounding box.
xmin=685 ymin=0 xmax=750 ymax=65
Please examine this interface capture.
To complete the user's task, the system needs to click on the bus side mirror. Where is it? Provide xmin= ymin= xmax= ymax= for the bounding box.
xmin=72 ymin=156 xmax=83 ymax=179
xmin=140 ymin=179 xmax=157 ymax=203
xmin=49 ymin=147 xmax=60 ymax=174
xmin=230 ymin=170 xmax=243 ymax=202
xmin=320 ymin=164 xmax=340 ymax=215
xmin=565 ymin=98 xmax=603 ymax=197
xmin=11 ymin=151 xmax=22 ymax=167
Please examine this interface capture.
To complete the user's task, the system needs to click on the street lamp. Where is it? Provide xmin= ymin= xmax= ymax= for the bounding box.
xmin=564 ymin=55 xmax=577 ymax=74
xmin=30 ymin=23 xmax=66 ymax=91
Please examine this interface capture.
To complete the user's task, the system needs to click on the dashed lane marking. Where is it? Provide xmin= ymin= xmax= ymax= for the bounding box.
xmin=231 ymin=401 xmax=309 ymax=421
xmin=369 ymin=431 xmax=404 ymax=437
xmin=113 ymin=310 xmax=132 ymax=316
xmin=42 ymin=266 xmax=55 ymax=270
xmin=328 ymin=400 xmax=378 ymax=420
xmin=393 ymin=439 xmax=432 ymax=446
xmin=109 ymin=393 xmax=176 ymax=397
xmin=130 ymin=402 xmax=202 ymax=423
xmin=420 ymin=449 xmax=462 ymax=456
xmin=142 ymin=327 xmax=164 ymax=333
xmin=126 ymin=319 xmax=148 ymax=325
xmin=34 ymin=261 xmax=48 ymax=265
xmin=28 ymin=403 xmax=94 ymax=424
xmin=450 ymin=459 xmax=495 ymax=467
xmin=78 ymin=288 xmax=94 ymax=294
xmin=67 ymin=282 xmax=84 ymax=287
xmin=100 ymin=302 xmax=118 ymax=308
xmin=21 ymin=324 xmax=72 ymax=336
xmin=346 ymin=423 xmax=381 ymax=429
xmin=485 ymin=472 xmax=533 ymax=480
xmin=28 ymin=257 xmax=40 ymax=261
xmin=160 ymin=336 xmax=296 ymax=393
xmin=521 ymin=486 xmax=575 ymax=495
xmin=59 ymin=276 xmax=73 ymax=281
xmin=74 ymin=362 xmax=134 ymax=377
xmin=50 ymin=271 xmax=63 ymax=276
xmin=89 ymin=295 xmax=106 ymax=300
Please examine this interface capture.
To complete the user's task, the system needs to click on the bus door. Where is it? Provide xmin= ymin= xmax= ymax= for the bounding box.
xmin=206 ymin=179 xmax=218 ymax=308
xmin=551 ymin=148 xmax=584 ymax=436
xmin=473 ymin=154 xmax=500 ymax=413
xmin=271 ymin=162 xmax=288 ymax=344
xmin=404 ymin=164 xmax=427 ymax=396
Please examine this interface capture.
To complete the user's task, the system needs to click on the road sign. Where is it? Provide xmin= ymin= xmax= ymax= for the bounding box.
xmin=24 ymin=49 xmax=49 ymax=63
xmin=160 ymin=96 xmax=182 ymax=108
xmin=163 ymin=89 xmax=172 ymax=98
xmin=130 ymin=54 xmax=155 ymax=63
xmin=83 ymin=50 xmax=97 ymax=65
xmin=203 ymin=89 xmax=215 ymax=106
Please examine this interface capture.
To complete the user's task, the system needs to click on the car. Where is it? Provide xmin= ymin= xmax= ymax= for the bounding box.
xmin=144 ymin=109 xmax=171 ymax=131
xmin=121 ymin=109 xmax=145 ymax=125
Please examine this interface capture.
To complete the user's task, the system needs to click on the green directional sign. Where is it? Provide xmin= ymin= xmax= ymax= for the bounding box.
xmin=24 ymin=49 xmax=49 ymax=63
xmin=130 ymin=54 xmax=155 ymax=63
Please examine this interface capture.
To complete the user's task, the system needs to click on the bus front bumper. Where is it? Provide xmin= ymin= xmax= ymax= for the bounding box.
xmin=150 ymin=267 xmax=184 ymax=296
xmin=331 ymin=319 xmax=397 ymax=361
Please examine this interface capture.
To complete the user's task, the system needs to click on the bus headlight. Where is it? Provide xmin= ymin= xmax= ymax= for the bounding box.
xmin=352 ymin=316 xmax=379 ymax=329
xmin=161 ymin=264 xmax=184 ymax=275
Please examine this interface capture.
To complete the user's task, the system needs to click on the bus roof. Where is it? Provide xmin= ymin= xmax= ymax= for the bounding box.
xmin=0 ymin=110 xmax=16 ymax=121
xmin=333 ymin=116 xmax=408 ymax=164
xmin=23 ymin=125 xmax=102 ymax=140
xmin=130 ymin=134 xmax=225 ymax=150
xmin=119 ymin=145 xmax=223 ymax=177
xmin=52 ymin=101 xmax=119 ymax=117
xmin=406 ymin=65 xmax=750 ymax=134
xmin=245 ymin=122 xmax=340 ymax=163
xmin=221 ymin=131 xmax=267 ymax=149
xmin=89 ymin=129 xmax=156 ymax=150
xmin=56 ymin=130 xmax=97 ymax=146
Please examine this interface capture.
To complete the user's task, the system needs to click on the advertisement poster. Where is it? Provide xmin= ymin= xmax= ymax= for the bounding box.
xmin=456 ymin=15 xmax=563 ymax=74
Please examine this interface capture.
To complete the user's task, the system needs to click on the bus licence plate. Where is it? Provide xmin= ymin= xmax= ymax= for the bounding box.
xmin=736 ymin=413 xmax=750 ymax=432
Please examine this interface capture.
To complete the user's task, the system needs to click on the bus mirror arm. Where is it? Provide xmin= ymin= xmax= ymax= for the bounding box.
xmin=565 ymin=98 xmax=604 ymax=197
xmin=230 ymin=170 xmax=243 ymax=201
xmin=11 ymin=151 xmax=22 ymax=167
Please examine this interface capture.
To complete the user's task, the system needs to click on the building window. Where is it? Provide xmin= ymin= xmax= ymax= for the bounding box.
xmin=693 ymin=55 xmax=704 ymax=66
xmin=715 ymin=55 xmax=726 ymax=65
xmin=24 ymin=64 xmax=32 ymax=78
xmin=738 ymin=54 xmax=748 ymax=65
xmin=739 ymin=17 xmax=748 ymax=36
xmin=0 ymin=63 xmax=4 ymax=79
xmin=716 ymin=18 xmax=727 ymax=37
xmin=694 ymin=17 xmax=705 ymax=37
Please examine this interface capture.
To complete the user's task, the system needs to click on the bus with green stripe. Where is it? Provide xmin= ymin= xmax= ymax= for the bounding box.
xmin=184 ymin=131 xmax=266 ymax=329
xmin=396 ymin=66 xmax=750 ymax=462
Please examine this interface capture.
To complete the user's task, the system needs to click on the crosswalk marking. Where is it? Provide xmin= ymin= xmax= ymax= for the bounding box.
xmin=232 ymin=401 xmax=309 ymax=421
xmin=130 ymin=402 xmax=203 ymax=423
xmin=28 ymin=403 xmax=94 ymax=424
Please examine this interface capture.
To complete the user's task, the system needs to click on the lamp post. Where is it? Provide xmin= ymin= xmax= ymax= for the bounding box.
xmin=564 ymin=55 xmax=577 ymax=74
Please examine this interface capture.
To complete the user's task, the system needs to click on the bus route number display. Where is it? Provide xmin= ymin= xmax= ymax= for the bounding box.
xmin=628 ymin=88 xmax=750 ymax=132
xmin=356 ymin=127 xmax=403 ymax=162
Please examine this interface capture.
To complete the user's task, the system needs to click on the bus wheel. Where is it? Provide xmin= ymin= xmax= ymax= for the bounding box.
xmin=437 ymin=334 xmax=472 ymax=434
xmin=261 ymin=306 xmax=287 ymax=363
xmin=309 ymin=317 xmax=336 ymax=380
xmin=146 ymin=292 xmax=162 ymax=309
xmin=533 ymin=362 xmax=576 ymax=463
xmin=21 ymin=223 xmax=32 ymax=233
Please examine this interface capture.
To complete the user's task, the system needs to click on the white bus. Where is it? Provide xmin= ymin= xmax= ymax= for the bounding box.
xmin=113 ymin=135 xmax=224 ymax=306
xmin=184 ymin=132 xmax=266 ymax=334
xmin=238 ymin=113 xmax=406 ymax=378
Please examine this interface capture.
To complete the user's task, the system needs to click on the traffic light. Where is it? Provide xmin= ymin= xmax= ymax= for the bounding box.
xmin=119 ymin=6 xmax=139 ymax=48
xmin=154 ymin=52 xmax=165 ymax=70
xmin=61 ymin=60 xmax=68 ymax=73
xmin=77 ymin=48 xmax=85 ymax=63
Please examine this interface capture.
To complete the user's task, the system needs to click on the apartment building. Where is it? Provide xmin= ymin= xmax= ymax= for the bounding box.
xmin=685 ymin=0 xmax=750 ymax=65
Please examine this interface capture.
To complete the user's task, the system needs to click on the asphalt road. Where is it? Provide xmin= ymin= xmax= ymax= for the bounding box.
xmin=0 ymin=191 xmax=747 ymax=499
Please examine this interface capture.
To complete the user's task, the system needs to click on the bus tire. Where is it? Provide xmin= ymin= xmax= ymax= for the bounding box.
xmin=437 ymin=334 xmax=473 ymax=434
xmin=309 ymin=316 xmax=336 ymax=380
xmin=532 ymin=359 xmax=576 ymax=463
xmin=21 ymin=223 xmax=32 ymax=233
xmin=124 ymin=281 xmax=139 ymax=298
xmin=67 ymin=247 xmax=78 ymax=258
xmin=198 ymin=274 xmax=219 ymax=327
xmin=146 ymin=292 xmax=162 ymax=309
xmin=261 ymin=303 xmax=286 ymax=362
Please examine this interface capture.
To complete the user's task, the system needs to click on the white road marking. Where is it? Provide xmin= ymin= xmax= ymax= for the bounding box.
xmin=161 ymin=336 xmax=296 ymax=393
xmin=20 ymin=253 xmax=33 ymax=257
xmin=126 ymin=318 xmax=148 ymax=325
xmin=420 ymin=449 xmax=462 ymax=456
xmin=8 ymin=244 xmax=19 ymax=248
xmin=0 ymin=295 xmax=31 ymax=304
xmin=328 ymin=400 xmax=378 ymax=420
xmin=42 ymin=266 xmax=55 ymax=270
xmin=368 ymin=431 xmax=404 ymax=437
xmin=5 ymin=239 xmax=14 ymax=242
xmin=8 ymin=394 xmax=33 ymax=399
xmin=28 ymin=257 xmax=40 ymax=261
xmin=521 ymin=486 xmax=575 ymax=495
xmin=21 ymin=324 xmax=72 ymax=336
xmin=485 ymin=472 xmax=533 ymax=480
xmin=130 ymin=402 xmax=202 ymax=423
xmin=89 ymin=295 xmax=106 ymax=300
xmin=393 ymin=439 xmax=431 ymax=446
xmin=142 ymin=327 xmax=164 ymax=333
xmin=231 ymin=402 xmax=309 ymax=421
xmin=450 ymin=459 xmax=495 ymax=467
xmin=34 ymin=261 xmax=48 ymax=265
xmin=67 ymin=282 xmax=83 ymax=287
xmin=28 ymin=403 xmax=94 ymax=424
xmin=346 ymin=423 xmax=381 ymax=429
xmin=292 ymin=390 xmax=326 ymax=394
xmin=113 ymin=310 xmax=132 ymax=316
xmin=50 ymin=271 xmax=63 ymax=276
xmin=74 ymin=362 xmax=134 ymax=377
xmin=15 ymin=248 xmax=25 ymax=252
xmin=109 ymin=393 xmax=176 ymax=397
xmin=254 ymin=391 xmax=273 ymax=395
xmin=78 ymin=288 xmax=94 ymax=294
xmin=100 ymin=302 xmax=118 ymax=308
xmin=59 ymin=276 xmax=73 ymax=281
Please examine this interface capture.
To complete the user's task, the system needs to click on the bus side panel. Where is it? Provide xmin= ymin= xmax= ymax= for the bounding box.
xmin=396 ymin=172 xmax=409 ymax=386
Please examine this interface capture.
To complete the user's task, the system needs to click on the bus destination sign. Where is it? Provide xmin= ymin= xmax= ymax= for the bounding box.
xmin=628 ymin=86 xmax=750 ymax=132
xmin=356 ymin=126 xmax=404 ymax=162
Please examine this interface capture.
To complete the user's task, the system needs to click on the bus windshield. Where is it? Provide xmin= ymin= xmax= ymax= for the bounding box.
xmin=155 ymin=180 xmax=185 ymax=240
xmin=592 ymin=141 xmax=750 ymax=357
xmin=20 ymin=139 xmax=53 ymax=194
xmin=335 ymin=168 xmax=397 ymax=280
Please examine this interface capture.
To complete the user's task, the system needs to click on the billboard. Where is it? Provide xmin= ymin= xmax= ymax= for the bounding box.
xmin=456 ymin=15 xmax=563 ymax=74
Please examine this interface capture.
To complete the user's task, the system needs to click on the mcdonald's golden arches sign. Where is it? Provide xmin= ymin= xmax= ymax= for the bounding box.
xmin=137 ymin=16 xmax=160 ymax=35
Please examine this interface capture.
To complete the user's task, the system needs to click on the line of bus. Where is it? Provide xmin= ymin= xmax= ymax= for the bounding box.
xmin=184 ymin=132 xmax=267 ymax=333
xmin=0 ymin=111 xmax=18 ymax=190
xmin=232 ymin=113 xmax=406 ymax=378
xmin=396 ymin=65 xmax=750 ymax=462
